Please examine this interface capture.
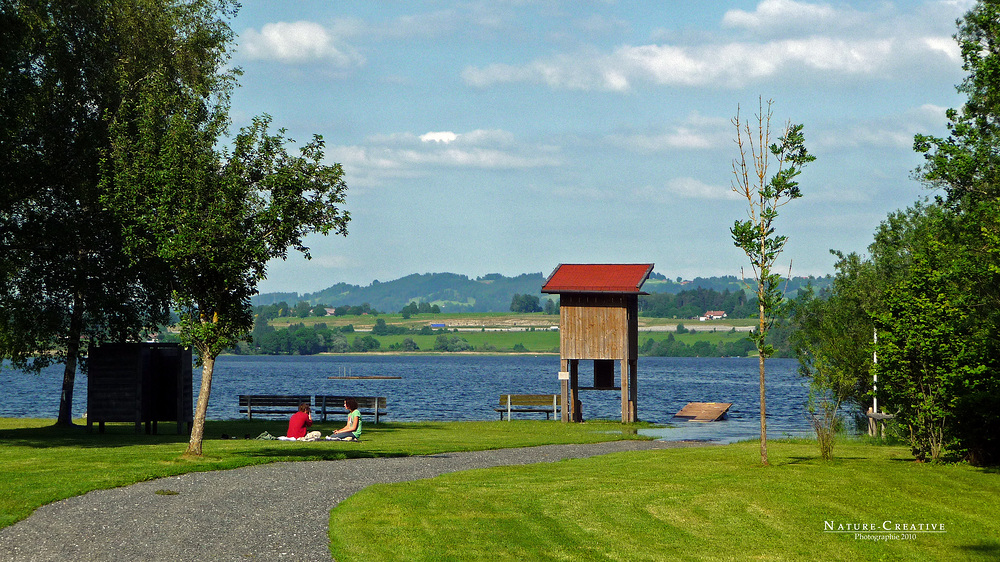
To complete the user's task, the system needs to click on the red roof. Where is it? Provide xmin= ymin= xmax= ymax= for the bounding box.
xmin=541 ymin=263 xmax=654 ymax=294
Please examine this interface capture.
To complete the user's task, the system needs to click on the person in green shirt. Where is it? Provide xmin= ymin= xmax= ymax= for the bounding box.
xmin=326 ymin=397 xmax=362 ymax=441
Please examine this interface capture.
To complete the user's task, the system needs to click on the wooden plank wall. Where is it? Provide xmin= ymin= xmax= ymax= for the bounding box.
xmin=88 ymin=344 xmax=143 ymax=423
xmin=559 ymin=293 xmax=638 ymax=360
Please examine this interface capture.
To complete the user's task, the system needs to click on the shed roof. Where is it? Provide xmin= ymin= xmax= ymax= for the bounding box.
xmin=541 ymin=263 xmax=654 ymax=294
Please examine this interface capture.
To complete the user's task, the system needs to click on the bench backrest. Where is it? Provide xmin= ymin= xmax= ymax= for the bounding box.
xmin=239 ymin=395 xmax=311 ymax=408
xmin=499 ymin=394 xmax=561 ymax=406
xmin=315 ymin=396 xmax=386 ymax=410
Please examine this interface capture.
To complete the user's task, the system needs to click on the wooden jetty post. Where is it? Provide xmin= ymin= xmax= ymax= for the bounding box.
xmin=542 ymin=263 xmax=653 ymax=423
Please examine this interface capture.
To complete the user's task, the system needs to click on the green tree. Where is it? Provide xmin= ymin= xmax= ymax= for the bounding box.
xmin=117 ymin=113 xmax=349 ymax=456
xmin=790 ymin=276 xmax=874 ymax=460
xmin=105 ymin=29 xmax=350 ymax=457
xmin=351 ymin=335 xmax=379 ymax=352
xmin=0 ymin=0 xmax=241 ymax=425
xmin=730 ymin=98 xmax=814 ymax=465
xmin=896 ymin=0 xmax=1000 ymax=464
xmin=875 ymin=239 xmax=985 ymax=461
xmin=294 ymin=301 xmax=312 ymax=318
xmin=509 ymin=293 xmax=542 ymax=313
xmin=544 ymin=298 xmax=558 ymax=315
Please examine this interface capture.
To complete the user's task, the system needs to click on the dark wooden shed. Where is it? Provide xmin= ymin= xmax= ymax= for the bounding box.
xmin=87 ymin=342 xmax=193 ymax=434
xmin=542 ymin=263 xmax=653 ymax=423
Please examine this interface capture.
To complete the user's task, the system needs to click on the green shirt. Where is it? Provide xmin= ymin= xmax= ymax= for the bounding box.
xmin=348 ymin=409 xmax=362 ymax=438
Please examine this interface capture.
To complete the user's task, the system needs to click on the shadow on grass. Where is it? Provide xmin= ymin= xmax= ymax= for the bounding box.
xmin=782 ymin=455 xmax=869 ymax=465
xmin=239 ymin=446 xmax=409 ymax=461
xmin=0 ymin=419 xmax=460 ymax=465
xmin=958 ymin=540 xmax=1000 ymax=557
xmin=0 ymin=420 xmax=330 ymax=449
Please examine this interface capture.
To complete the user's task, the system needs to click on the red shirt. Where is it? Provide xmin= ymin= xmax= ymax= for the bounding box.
xmin=286 ymin=411 xmax=312 ymax=438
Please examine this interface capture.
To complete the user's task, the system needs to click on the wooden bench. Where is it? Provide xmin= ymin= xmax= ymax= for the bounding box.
xmin=495 ymin=394 xmax=561 ymax=421
xmin=238 ymin=395 xmax=311 ymax=421
xmin=315 ymin=395 xmax=388 ymax=423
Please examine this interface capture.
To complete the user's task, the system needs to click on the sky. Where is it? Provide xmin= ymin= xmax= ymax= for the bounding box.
xmin=227 ymin=0 xmax=973 ymax=294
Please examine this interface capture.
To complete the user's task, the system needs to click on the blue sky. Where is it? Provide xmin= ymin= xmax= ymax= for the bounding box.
xmin=228 ymin=1 xmax=971 ymax=294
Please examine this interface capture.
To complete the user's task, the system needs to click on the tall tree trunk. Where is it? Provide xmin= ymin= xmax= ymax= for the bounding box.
xmin=55 ymin=290 xmax=85 ymax=427
xmin=184 ymin=344 xmax=214 ymax=457
xmin=759 ymin=301 xmax=768 ymax=465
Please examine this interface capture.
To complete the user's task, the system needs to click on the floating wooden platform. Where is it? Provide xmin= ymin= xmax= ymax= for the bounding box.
xmin=673 ymin=402 xmax=732 ymax=422
xmin=327 ymin=376 xmax=402 ymax=380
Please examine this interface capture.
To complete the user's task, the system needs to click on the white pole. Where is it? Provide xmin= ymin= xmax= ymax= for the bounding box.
xmin=873 ymin=328 xmax=878 ymax=415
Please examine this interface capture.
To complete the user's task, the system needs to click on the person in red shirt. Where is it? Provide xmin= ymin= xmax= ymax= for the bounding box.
xmin=286 ymin=402 xmax=313 ymax=439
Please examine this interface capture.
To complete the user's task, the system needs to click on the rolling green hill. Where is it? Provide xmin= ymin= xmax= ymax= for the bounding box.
xmin=251 ymin=272 xmax=832 ymax=314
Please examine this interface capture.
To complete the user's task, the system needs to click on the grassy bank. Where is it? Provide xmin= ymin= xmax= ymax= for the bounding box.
xmin=329 ymin=439 xmax=1000 ymax=561
xmin=4 ymin=417 xmax=997 ymax=560
xmin=0 ymin=417 xmax=646 ymax=529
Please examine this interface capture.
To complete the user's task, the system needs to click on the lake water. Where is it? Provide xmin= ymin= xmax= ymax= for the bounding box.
xmin=1 ymin=355 xmax=817 ymax=444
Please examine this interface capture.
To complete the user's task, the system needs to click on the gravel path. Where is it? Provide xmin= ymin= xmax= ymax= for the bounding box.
xmin=0 ymin=440 xmax=696 ymax=561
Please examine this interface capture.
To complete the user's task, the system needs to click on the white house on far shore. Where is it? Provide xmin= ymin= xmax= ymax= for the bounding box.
xmin=700 ymin=310 xmax=727 ymax=321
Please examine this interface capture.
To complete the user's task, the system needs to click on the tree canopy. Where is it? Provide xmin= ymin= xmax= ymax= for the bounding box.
xmin=2 ymin=0 xmax=351 ymax=456
xmin=794 ymin=1 xmax=1000 ymax=465
xmin=0 ymin=0 xmax=236 ymax=424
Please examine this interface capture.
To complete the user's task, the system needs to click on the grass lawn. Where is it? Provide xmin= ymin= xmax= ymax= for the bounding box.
xmin=376 ymin=330 xmax=561 ymax=353
xmin=329 ymin=439 xmax=1000 ymax=561
xmin=371 ymin=328 xmax=745 ymax=354
xmin=638 ymin=329 xmax=749 ymax=347
xmin=0 ymin=417 xmax=646 ymax=529
xmin=270 ymin=312 xmax=560 ymax=331
xmin=6 ymin=417 xmax=996 ymax=561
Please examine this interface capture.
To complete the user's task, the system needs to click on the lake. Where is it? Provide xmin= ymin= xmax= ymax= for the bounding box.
xmin=1 ymin=355 xmax=817 ymax=444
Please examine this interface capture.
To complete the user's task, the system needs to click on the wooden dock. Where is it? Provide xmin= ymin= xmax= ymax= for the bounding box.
xmin=327 ymin=376 xmax=401 ymax=380
xmin=673 ymin=402 xmax=732 ymax=422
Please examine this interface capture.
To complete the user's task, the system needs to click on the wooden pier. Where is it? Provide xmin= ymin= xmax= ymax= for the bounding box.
xmin=673 ymin=402 xmax=732 ymax=422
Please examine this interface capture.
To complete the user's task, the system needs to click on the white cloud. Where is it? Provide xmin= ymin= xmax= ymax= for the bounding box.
xmin=420 ymin=131 xmax=458 ymax=143
xmin=240 ymin=21 xmax=364 ymax=66
xmin=463 ymin=1 xmax=965 ymax=91
xmin=921 ymin=35 xmax=962 ymax=63
xmin=466 ymin=35 xmax=903 ymax=91
xmin=608 ymin=113 xmax=731 ymax=152
xmin=637 ymin=178 xmax=740 ymax=202
xmin=551 ymin=185 xmax=616 ymax=201
xmin=333 ymin=129 xmax=561 ymax=187
xmin=309 ymin=254 xmax=352 ymax=268
xmin=815 ymin=104 xmax=953 ymax=150
xmin=394 ymin=148 xmax=559 ymax=168
xmin=722 ymin=0 xmax=840 ymax=31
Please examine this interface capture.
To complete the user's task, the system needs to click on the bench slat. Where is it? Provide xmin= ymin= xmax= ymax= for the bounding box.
xmin=495 ymin=394 xmax=561 ymax=421
xmin=315 ymin=395 xmax=388 ymax=424
xmin=497 ymin=394 xmax=562 ymax=406
xmin=238 ymin=395 xmax=311 ymax=421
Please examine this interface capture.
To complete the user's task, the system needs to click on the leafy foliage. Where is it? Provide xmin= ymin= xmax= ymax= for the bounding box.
xmin=0 ymin=0 xmax=235 ymax=424
xmin=640 ymin=333 xmax=757 ymax=358
xmin=730 ymin=98 xmax=814 ymax=465
xmin=97 ymin=0 xmax=350 ymax=455
xmin=509 ymin=293 xmax=542 ymax=313
xmin=640 ymin=288 xmax=756 ymax=319
xmin=887 ymin=0 xmax=1000 ymax=465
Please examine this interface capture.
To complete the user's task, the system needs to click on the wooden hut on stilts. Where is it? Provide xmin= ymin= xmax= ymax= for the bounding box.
xmin=541 ymin=263 xmax=653 ymax=423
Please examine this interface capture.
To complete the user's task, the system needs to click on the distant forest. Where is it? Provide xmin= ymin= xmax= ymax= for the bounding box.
xmin=251 ymin=272 xmax=832 ymax=315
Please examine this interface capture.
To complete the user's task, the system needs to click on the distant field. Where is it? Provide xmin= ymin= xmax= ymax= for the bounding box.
xmin=376 ymin=331 xmax=561 ymax=353
xmin=270 ymin=312 xmax=756 ymax=332
xmin=263 ymin=312 xmax=753 ymax=354
xmin=638 ymin=329 xmax=748 ymax=346
xmin=269 ymin=312 xmax=560 ymax=331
